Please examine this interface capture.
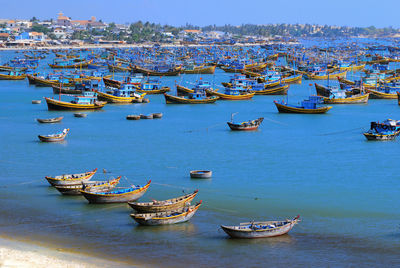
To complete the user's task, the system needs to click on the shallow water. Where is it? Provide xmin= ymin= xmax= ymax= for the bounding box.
xmin=1 ymin=49 xmax=400 ymax=267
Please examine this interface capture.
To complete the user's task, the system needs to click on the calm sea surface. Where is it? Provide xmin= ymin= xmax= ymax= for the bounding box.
xmin=1 ymin=48 xmax=400 ymax=267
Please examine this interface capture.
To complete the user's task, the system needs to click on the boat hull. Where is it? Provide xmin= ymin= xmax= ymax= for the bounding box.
xmin=323 ymin=94 xmax=369 ymax=104
xmin=80 ymin=181 xmax=151 ymax=203
xmin=164 ymin=93 xmax=219 ymax=104
xmin=274 ymin=101 xmax=332 ymax=114
xmin=45 ymin=97 xmax=106 ymax=110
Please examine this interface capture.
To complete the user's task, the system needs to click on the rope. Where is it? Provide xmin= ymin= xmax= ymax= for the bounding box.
xmin=317 ymin=127 xmax=364 ymax=136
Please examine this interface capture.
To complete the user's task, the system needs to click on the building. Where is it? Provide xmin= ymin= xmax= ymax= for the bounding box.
xmin=53 ymin=27 xmax=67 ymax=39
xmin=15 ymin=32 xmax=45 ymax=41
xmin=56 ymin=12 xmax=106 ymax=30
xmin=0 ymin=33 xmax=9 ymax=41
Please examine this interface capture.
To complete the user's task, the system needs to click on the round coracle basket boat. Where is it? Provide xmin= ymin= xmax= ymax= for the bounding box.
xmin=190 ymin=170 xmax=212 ymax=179
xmin=32 ymin=100 xmax=41 ymax=104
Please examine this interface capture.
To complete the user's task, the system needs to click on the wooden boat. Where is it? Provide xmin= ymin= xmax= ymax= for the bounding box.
xmin=366 ymin=88 xmax=397 ymax=99
xmin=36 ymin=116 xmax=63 ymax=123
xmin=133 ymin=65 xmax=181 ymax=76
xmin=32 ymin=100 xmax=41 ymax=104
xmin=221 ymin=215 xmax=300 ymax=239
xmin=128 ymin=190 xmax=198 ymax=213
xmin=140 ymin=114 xmax=153 ymax=119
xmin=337 ymin=77 xmax=377 ymax=89
xmin=103 ymin=76 xmax=122 ymax=88
xmin=274 ymin=96 xmax=332 ymax=114
xmin=206 ymin=89 xmax=254 ymax=100
xmin=282 ymin=74 xmax=302 ymax=84
xmin=107 ymin=64 xmax=132 ymax=72
xmin=0 ymin=72 xmax=26 ymax=80
xmin=74 ymin=113 xmax=87 ymax=117
xmin=306 ymin=71 xmax=347 ymax=80
xmin=340 ymin=64 xmax=365 ymax=71
xmin=227 ymin=118 xmax=264 ymax=131
xmin=80 ymin=180 xmax=151 ymax=203
xmin=251 ymin=84 xmax=289 ymax=95
xmin=322 ymin=93 xmax=369 ymax=104
xmin=190 ymin=170 xmax=212 ymax=178
xmin=164 ymin=93 xmax=219 ymax=104
xmin=52 ymin=85 xmax=82 ymax=95
xmin=38 ymin=128 xmax=69 ymax=142
xmin=45 ymin=168 xmax=97 ymax=186
xmin=54 ymin=176 xmax=121 ymax=195
xmin=398 ymin=91 xmax=400 ymax=105
xmin=49 ymin=60 xmax=91 ymax=69
xmin=126 ymin=115 xmax=141 ymax=120
xmin=363 ymin=119 xmax=400 ymax=141
xmin=45 ymin=94 xmax=106 ymax=110
xmin=130 ymin=201 xmax=202 ymax=226
xmin=27 ymin=75 xmax=61 ymax=87
xmin=152 ymin=113 xmax=163 ymax=119
xmin=96 ymin=90 xmax=145 ymax=103
xmin=183 ymin=65 xmax=216 ymax=74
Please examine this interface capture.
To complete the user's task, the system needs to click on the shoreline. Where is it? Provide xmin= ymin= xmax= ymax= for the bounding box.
xmin=0 ymin=235 xmax=138 ymax=268
xmin=0 ymin=42 xmax=299 ymax=51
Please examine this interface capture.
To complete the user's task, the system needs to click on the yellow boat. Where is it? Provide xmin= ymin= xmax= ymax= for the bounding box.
xmin=206 ymin=89 xmax=254 ymax=100
xmin=322 ymin=93 xmax=369 ymax=104
xmin=282 ymin=74 xmax=302 ymax=84
xmin=96 ymin=90 xmax=146 ymax=103
xmin=45 ymin=97 xmax=107 ymax=110
xmin=365 ymin=89 xmax=397 ymax=99
xmin=339 ymin=64 xmax=365 ymax=71
xmin=48 ymin=60 xmax=92 ymax=69
xmin=307 ymin=71 xmax=347 ymax=80
xmin=183 ymin=65 xmax=216 ymax=74
xmin=274 ymin=101 xmax=332 ymax=114
xmin=0 ymin=72 xmax=26 ymax=80
xmin=251 ymin=84 xmax=289 ymax=95
xmin=136 ymin=87 xmax=170 ymax=94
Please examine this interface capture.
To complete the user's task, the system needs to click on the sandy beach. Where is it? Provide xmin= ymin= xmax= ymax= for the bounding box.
xmin=0 ymin=236 xmax=135 ymax=268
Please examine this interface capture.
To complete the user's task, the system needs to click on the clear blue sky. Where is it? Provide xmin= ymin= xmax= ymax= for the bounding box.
xmin=1 ymin=0 xmax=399 ymax=28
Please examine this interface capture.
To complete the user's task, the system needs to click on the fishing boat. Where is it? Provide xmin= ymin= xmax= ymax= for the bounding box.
xmin=130 ymin=201 xmax=202 ymax=226
xmin=96 ymin=83 xmax=146 ymax=103
xmin=320 ymin=87 xmax=369 ymax=104
xmin=45 ymin=91 xmax=106 ymax=110
xmin=49 ymin=60 xmax=92 ymax=69
xmin=38 ymin=128 xmax=69 ymax=142
xmin=128 ymin=190 xmax=199 ymax=213
xmin=363 ymin=119 xmax=400 ymax=141
xmin=136 ymin=78 xmax=170 ymax=94
xmin=132 ymin=65 xmax=181 ymax=76
xmin=183 ymin=64 xmax=216 ymax=74
xmin=250 ymin=84 xmax=289 ymax=95
xmin=366 ymin=87 xmax=397 ymax=99
xmin=164 ymin=90 xmax=219 ymax=104
xmin=36 ymin=116 xmax=63 ymax=124
xmin=274 ymin=96 xmax=332 ymax=114
xmin=206 ymin=87 xmax=254 ymax=100
xmin=54 ymin=176 xmax=121 ymax=195
xmin=45 ymin=168 xmax=97 ymax=187
xmin=80 ymin=180 xmax=151 ymax=203
xmin=227 ymin=117 xmax=264 ymax=131
xmin=221 ymin=215 xmax=300 ymax=239
xmin=0 ymin=71 xmax=26 ymax=80
xmin=103 ymin=76 xmax=123 ymax=88
xmin=306 ymin=70 xmax=347 ymax=80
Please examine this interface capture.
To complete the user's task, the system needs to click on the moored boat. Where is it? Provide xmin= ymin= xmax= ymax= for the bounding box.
xmin=363 ymin=119 xmax=400 ymax=141
xmin=274 ymin=96 xmax=332 ymax=114
xmin=45 ymin=91 xmax=106 ymax=110
xmin=221 ymin=215 xmax=300 ymax=239
xmin=36 ymin=116 xmax=64 ymax=124
xmin=80 ymin=180 xmax=151 ymax=203
xmin=38 ymin=128 xmax=69 ymax=142
xmin=45 ymin=168 xmax=97 ymax=186
xmin=128 ymin=190 xmax=199 ymax=213
xmin=130 ymin=201 xmax=202 ymax=226
xmin=54 ymin=176 xmax=121 ymax=195
xmin=227 ymin=117 xmax=264 ymax=131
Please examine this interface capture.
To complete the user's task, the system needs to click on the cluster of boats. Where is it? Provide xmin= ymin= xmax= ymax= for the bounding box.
xmin=44 ymin=168 xmax=299 ymax=236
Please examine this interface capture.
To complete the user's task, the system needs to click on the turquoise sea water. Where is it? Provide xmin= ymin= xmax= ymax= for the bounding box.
xmin=1 ymin=50 xmax=400 ymax=267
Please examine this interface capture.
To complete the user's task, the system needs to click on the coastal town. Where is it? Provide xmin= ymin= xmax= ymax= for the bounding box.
xmin=1 ymin=12 xmax=399 ymax=49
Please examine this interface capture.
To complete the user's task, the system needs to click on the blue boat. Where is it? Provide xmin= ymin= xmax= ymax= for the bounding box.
xmin=363 ymin=119 xmax=400 ymax=140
